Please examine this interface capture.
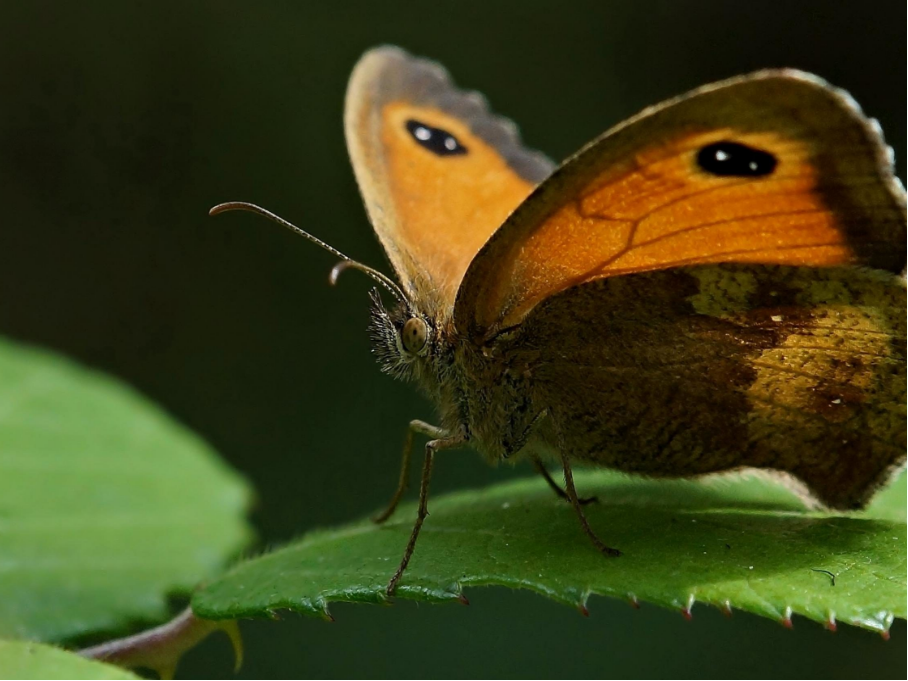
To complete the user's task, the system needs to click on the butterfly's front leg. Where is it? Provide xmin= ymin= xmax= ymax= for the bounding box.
xmin=373 ymin=420 xmax=448 ymax=523
xmin=385 ymin=427 xmax=467 ymax=596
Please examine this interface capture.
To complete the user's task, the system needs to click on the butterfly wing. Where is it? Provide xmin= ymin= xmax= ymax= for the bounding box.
xmin=345 ymin=46 xmax=553 ymax=311
xmin=506 ymin=263 xmax=905 ymax=509
xmin=454 ymin=70 xmax=906 ymax=341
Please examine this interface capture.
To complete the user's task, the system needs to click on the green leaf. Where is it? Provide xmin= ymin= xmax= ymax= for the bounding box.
xmin=0 ymin=337 xmax=253 ymax=642
xmin=0 ymin=640 xmax=139 ymax=680
xmin=193 ymin=468 xmax=905 ymax=635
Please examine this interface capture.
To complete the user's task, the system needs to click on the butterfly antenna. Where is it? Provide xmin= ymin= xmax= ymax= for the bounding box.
xmin=209 ymin=201 xmax=407 ymax=303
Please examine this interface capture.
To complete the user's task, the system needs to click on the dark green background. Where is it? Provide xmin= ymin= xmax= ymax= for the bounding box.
xmin=1 ymin=1 xmax=904 ymax=678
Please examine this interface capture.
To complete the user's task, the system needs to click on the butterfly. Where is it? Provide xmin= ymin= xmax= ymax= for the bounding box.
xmin=212 ymin=46 xmax=906 ymax=595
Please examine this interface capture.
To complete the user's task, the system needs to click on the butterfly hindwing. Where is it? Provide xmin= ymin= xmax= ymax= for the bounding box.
xmin=507 ymin=263 xmax=906 ymax=509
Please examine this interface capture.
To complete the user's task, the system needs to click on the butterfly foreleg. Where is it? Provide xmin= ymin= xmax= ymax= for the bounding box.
xmin=373 ymin=419 xmax=448 ymax=524
xmin=386 ymin=428 xmax=467 ymax=596
xmin=530 ymin=455 xmax=598 ymax=505
xmin=560 ymin=452 xmax=621 ymax=558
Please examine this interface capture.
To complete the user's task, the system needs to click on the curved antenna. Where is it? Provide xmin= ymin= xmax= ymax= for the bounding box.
xmin=209 ymin=201 xmax=407 ymax=303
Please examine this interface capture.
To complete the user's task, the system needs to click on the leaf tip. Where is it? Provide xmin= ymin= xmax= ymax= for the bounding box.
xmin=720 ymin=600 xmax=732 ymax=618
xmin=456 ymin=593 xmax=470 ymax=606
xmin=780 ymin=606 xmax=794 ymax=629
xmin=680 ymin=594 xmax=695 ymax=621
xmin=627 ymin=593 xmax=640 ymax=610
xmin=577 ymin=603 xmax=590 ymax=618
xmin=825 ymin=613 xmax=837 ymax=633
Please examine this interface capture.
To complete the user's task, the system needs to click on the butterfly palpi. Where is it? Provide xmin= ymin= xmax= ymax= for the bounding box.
xmin=212 ymin=46 xmax=907 ymax=595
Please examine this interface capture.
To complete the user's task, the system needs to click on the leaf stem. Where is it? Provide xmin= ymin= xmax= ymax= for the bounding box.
xmin=78 ymin=607 xmax=242 ymax=679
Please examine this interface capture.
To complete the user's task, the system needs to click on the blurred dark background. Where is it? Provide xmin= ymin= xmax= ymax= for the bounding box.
xmin=1 ymin=1 xmax=905 ymax=678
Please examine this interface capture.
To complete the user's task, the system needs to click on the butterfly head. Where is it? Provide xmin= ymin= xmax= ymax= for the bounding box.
xmin=368 ymin=288 xmax=436 ymax=380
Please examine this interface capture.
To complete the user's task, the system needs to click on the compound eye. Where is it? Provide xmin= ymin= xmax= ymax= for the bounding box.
xmin=400 ymin=317 xmax=429 ymax=354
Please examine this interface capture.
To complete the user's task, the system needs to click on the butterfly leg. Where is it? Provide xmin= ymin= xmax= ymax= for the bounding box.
xmin=373 ymin=420 xmax=448 ymax=524
xmin=386 ymin=429 xmax=466 ymax=596
xmin=531 ymin=455 xmax=597 ymax=505
xmin=560 ymin=452 xmax=621 ymax=557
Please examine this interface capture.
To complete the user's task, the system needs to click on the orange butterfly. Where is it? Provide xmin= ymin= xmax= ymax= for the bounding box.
xmin=213 ymin=47 xmax=907 ymax=595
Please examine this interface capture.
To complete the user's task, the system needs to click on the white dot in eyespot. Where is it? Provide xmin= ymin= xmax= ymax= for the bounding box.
xmin=749 ymin=161 xmax=759 ymax=171
xmin=715 ymin=149 xmax=729 ymax=161
xmin=444 ymin=136 xmax=457 ymax=151
xmin=414 ymin=126 xmax=431 ymax=141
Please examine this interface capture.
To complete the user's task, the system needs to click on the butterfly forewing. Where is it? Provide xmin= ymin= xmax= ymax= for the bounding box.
xmin=345 ymin=47 xmax=553 ymax=312
xmin=454 ymin=71 xmax=906 ymax=341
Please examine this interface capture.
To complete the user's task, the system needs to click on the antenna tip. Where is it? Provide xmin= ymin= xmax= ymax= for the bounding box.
xmin=329 ymin=261 xmax=349 ymax=286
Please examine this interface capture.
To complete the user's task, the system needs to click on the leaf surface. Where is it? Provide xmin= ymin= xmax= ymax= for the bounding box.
xmin=0 ymin=640 xmax=139 ymax=680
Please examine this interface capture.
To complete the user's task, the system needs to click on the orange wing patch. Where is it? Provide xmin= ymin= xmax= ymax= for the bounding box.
xmin=516 ymin=131 xmax=852 ymax=290
xmin=455 ymin=71 xmax=905 ymax=341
